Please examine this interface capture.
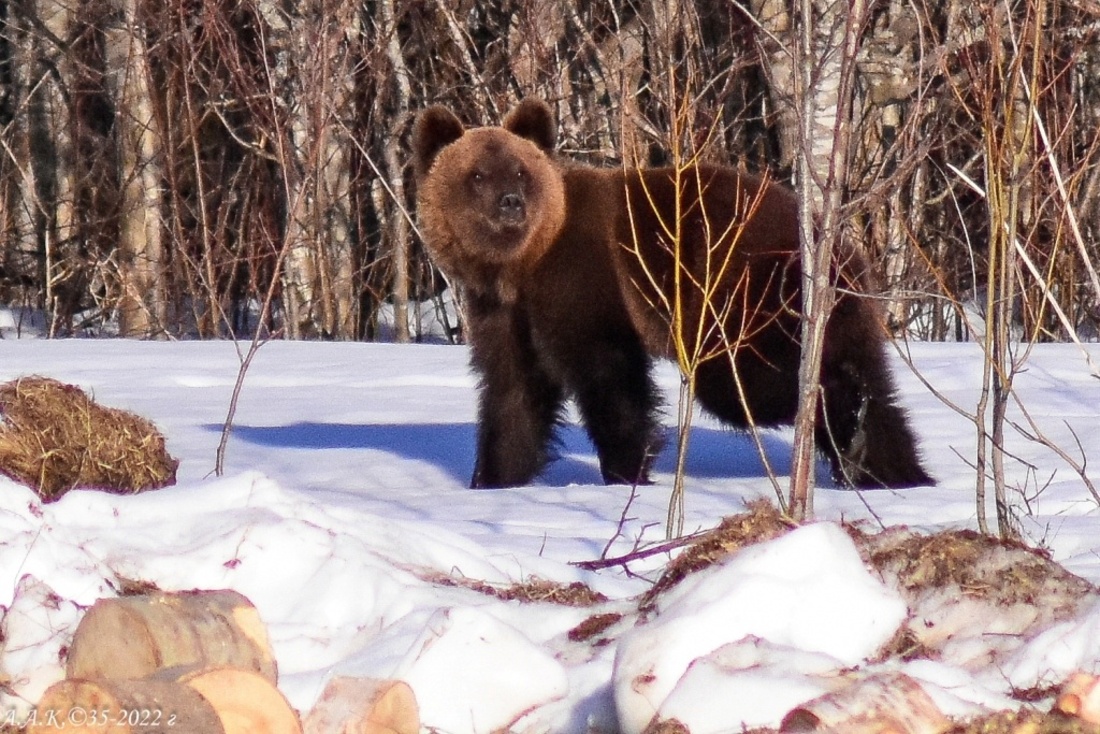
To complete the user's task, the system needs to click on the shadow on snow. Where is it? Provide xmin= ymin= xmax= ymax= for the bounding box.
xmin=211 ymin=421 xmax=809 ymax=488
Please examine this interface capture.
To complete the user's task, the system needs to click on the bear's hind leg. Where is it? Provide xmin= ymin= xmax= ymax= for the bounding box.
xmin=816 ymin=334 xmax=933 ymax=488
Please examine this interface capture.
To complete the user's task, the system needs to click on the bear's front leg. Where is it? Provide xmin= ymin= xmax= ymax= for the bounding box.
xmin=467 ymin=301 xmax=565 ymax=489
xmin=568 ymin=332 xmax=663 ymax=486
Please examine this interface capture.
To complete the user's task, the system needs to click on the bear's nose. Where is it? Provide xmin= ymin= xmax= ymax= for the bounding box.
xmin=498 ymin=193 xmax=525 ymax=221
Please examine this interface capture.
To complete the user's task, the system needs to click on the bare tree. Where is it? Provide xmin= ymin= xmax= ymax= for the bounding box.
xmin=8 ymin=0 xmax=80 ymax=334
xmin=2 ymin=0 xmax=1096 ymax=345
xmin=262 ymin=0 xmax=360 ymax=340
xmin=784 ymin=0 xmax=871 ymax=518
xmin=106 ymin=0 xmax=165 ymax=337
xmin=379 ymin=0 xmax=411 ymax=343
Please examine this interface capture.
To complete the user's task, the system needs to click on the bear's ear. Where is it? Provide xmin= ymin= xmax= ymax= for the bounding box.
xmin=503 ymin=99 xmax=556 ymax=153
xmin=413 ymin=106 xmax=465 ymax=179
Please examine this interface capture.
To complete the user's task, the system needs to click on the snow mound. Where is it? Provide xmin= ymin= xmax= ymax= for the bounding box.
xmin=612 ymin=522 xmax=907 ymax=733
xmin=1004 ymin=599 xmax=1100 ymax=690
xmin=395 ymin=606 xmax=569 ymax=734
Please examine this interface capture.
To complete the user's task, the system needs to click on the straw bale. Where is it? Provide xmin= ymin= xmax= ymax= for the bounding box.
xmin=0 ymin=376 xmax=177 ymax=501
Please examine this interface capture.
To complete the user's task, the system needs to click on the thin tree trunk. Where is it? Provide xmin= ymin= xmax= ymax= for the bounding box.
xmin=788 ymin=0 xmax=823 ymax=519
xmin=749 ymin=0 xmax=797 ymax=172
xmin=259 ymin=1 xmax=313 ymax=340
xmin=381 ymin=0 xmax=410 ymax=343
xmin=109 ymin=0 xmax=165 ymax=338
xmin=277 ymin=0 xmax=360 ymax=340
xmin=5 ymin=1 xmax=41 ymax=303
xmin=319 ymin=0 xmax=360 ymax=339
xmin=788 ymin=0 xmax=867 ymax=519
xmin=23 ymin=0 xmax=76 ymax=334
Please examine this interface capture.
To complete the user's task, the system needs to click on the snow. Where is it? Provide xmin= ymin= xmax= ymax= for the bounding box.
xmin=0 ymin=334 xmax=1098 ymax=731
xmin=654 ymin=640 xmax=842 ymax=733
xmin=1002 ymin=600 xmax=1100 ymax=690
xmin=393 ymin=607 xmax=570 ymax=734
xmin=613 ymin=524 xmax=906 ymax=733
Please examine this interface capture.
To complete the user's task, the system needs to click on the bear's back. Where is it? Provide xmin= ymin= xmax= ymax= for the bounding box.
xmin=570 ymin=163 xmax=804 ymax=358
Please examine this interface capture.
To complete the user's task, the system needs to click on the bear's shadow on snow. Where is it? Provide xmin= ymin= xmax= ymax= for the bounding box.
xmin=216 ymin=421 xmax=811 ymax=487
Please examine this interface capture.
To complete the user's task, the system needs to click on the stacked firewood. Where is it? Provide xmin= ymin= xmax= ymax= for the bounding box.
xmin=35 ymin=589 xmax=418 ymax=734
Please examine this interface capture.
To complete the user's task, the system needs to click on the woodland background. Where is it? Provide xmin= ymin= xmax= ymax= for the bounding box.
xmin=1 ymin=0 xmax=1099 ymax=343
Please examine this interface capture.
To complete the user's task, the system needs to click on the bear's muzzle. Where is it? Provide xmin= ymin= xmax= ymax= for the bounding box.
xmin=497 ymin=192 xmax=526 ymax=225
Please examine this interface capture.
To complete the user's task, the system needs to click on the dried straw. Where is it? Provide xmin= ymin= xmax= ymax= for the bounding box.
xmin=0 ymin=376 xmax=178 ymax=501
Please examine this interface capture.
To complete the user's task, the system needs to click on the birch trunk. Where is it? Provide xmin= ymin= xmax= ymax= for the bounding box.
xmin=749 ymin=0 xmax=797 ymax=172
xmin=303 ymin=0 xmax=358 ymax=340
xmin=255 ymin=2 xmax=311 ymax=339
xmin=787 ymin=0 xmax=867 ymax=517
xmin=107 ymin=0 xmax=165 ymax=338
xmin=270 ymin=0 xmax=360 ymax=340
xmin=381 ymin=0 xmax=410 ymax=343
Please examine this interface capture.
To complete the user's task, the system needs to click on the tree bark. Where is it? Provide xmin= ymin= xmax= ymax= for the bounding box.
xmin=788 ymin=0 xmax=867 ymax=518
xmin=381 ymin=0 xmax=411 ymax=343
xmin=14 ymin=0 xmax=76 ymax=333
xmin=107 ymin=0 xmax=165 ymax=338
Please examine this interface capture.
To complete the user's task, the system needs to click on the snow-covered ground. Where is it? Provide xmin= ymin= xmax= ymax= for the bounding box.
xmin=0 ymin=333 xmax=1098 ymax=732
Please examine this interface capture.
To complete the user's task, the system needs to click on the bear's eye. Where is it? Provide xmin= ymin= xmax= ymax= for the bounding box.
xmin=469 ymin=171 xmax=484 ymax=184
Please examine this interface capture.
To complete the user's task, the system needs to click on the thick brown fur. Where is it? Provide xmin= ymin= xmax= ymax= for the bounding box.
xmin=412 ymin=99 xmax=933 ymax=489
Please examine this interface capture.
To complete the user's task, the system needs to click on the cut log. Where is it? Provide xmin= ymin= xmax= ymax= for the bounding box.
xmin=1057 ymin=672 xmax=1100 ymax=724
xmin=176 ymin=666 xmax=301 ymax=734
xmin=302 ymin=677 xmax=419 ymax=734
xmin=780 ymin=673 xmax=948 ymax=734
xmin=66 ymin=589 xmax=276 ymax=683
xmin=34 ymin=678 xmax=225 ymax=733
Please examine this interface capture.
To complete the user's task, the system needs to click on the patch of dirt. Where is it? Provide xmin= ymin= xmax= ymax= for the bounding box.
xmin=0 ymin=376 xmax=178 ymax=501
xmin=641 ymin=718 xmax=692 ymax=734
xmin=871 ymin=625 xmax=939 ymax=664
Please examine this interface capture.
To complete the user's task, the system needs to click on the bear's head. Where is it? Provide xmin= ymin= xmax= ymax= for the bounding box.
xmin=412 ymin=99 xmax=566 ymax=302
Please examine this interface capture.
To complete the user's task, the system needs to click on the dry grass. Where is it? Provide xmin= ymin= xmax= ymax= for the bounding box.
xmin=0 ymin=376 xmax=178 ymax=502
xmin=947 ymin=709 xmax=1100 ymax=734
xmin=853 ymin=523 xmax=1096 ymax=672
xmin=626 ymin=499 xmax=1093 ymax=626
xmin=112 ymin=576 xmax=163 ymax=597
xmin=641 ymin=719 xmax=692 ymax=734
xmin=430 ymin=574 xmax=609 ymax=607
xmin=622 ymin=509 xmax=1100 ymax=732
xmin=872 ymin=625 xmax=939 ymax=664
xmin=853 ymin=527 xmax=1096 ymax=606
xmin=567 ymin=612 xmax=624 ymax=643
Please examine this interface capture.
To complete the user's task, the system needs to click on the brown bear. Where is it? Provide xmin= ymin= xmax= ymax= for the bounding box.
xmin=412 ymin=98 xmax=932 ymax=490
